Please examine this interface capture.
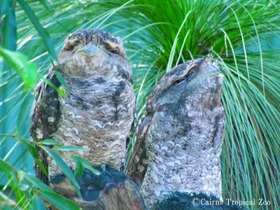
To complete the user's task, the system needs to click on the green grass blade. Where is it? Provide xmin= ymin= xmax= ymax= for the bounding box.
xmin=17 ymin=0 xmax=57 ymax=61
xmin=1 ymin=2 xmax=17 ymax=50
xmin=22 ymin=172 xmax=79 ymax=210
xmin=40 ymin=146 xmax=81 ymax=198
xmin=71 ymin=156 xmax=100 ymax=176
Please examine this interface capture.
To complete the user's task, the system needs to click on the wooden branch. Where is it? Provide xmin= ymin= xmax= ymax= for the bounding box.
xmin=49 ymin=167 xmax=146 ymax=210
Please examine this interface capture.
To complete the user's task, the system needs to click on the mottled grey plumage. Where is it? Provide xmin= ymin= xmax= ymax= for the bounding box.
xmin=127 ymin=57 xmax=224 ymax=208
xmin=31 ymin=29 xmax=135 ymax=183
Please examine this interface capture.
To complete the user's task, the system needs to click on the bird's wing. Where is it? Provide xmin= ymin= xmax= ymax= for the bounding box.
xmin=127 ymin=115 xmax=152 ymax=186
xmin=30 ymin=68 xmax=61 ymax=184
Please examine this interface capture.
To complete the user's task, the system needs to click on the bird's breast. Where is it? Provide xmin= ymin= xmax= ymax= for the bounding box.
xmin=50 ymin=78 xmax=135 ymax=175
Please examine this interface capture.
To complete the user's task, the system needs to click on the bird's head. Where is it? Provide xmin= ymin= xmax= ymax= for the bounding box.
xmin=147 ymin=57 xmax=223 ymax=113
xmin=57 ymin=29 xmax=129 ymax=78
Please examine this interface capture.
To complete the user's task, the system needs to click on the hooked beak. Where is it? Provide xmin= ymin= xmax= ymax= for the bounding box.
xmin=75 ymin=41 xmax=98 ymax=56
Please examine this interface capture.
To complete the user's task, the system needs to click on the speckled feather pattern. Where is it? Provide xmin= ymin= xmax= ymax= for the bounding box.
xmin=31 ymin=29 xmax=135 ymax=180
xmin=127 ymin=58 xmax=224 ymax=208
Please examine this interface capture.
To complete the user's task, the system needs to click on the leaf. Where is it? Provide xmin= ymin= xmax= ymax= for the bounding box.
xmin=0 ymin=192 xmax=16 ymax=206
xmin=41 ymin=76 xmax=66 ymax=97
xmin=74 ymin=158 xmax=83 ymax=178
xmin=22 ymin=172 xmax=79 ymax=210
xmin=37 ymin=0 xmax=52 ymax=13
xmin=17 ymin=94 xmax=34 ymax=129
xmin=71 ymin=156 xmax=100 ymax=176
xmin=34 ymin=159 xmax=48 ymax=178
xmin=20 ymin=171 xmax=51 ymax=191
xmin=1 ymin=1 xmax=17 ymax=51
xmin=5 ymin=134 xmax=49 ymax=176
xmin=0 ymin=48 xmax=38 ymax=91
xmin=17 ymin=0 xmax=58 ymax=61
xmin=0 ymin=160 xmax=18 ymax=176
xmin=12 ymin=135 xmax=39 ymax=159
xmin=40 ymin=146 xmax=81 ymax=198
xmin=40 ymin=139 xmax=62 ymax=146
xmin=56 ymin=145 xmax=87 ymax=152
xmin=0 ymin=134 xmax=48 ymax=177
xmin=55 ymin=70 xmax=70 ymax=92
xmin=39 ymin=190 xmax=79 ymax=210
xmin=0 ymin=0 xmax=13 ymax=15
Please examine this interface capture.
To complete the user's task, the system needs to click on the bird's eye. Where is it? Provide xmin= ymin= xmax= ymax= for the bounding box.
xmin=109 ymin=48 xmax=120 ymax=55
xmin=172 ymin=69 xmax=197 ymax=85
xmin=103 ymin=41 xmax=120 ymax=55
xmin=172 ymin=78 xmax=185 ymax=85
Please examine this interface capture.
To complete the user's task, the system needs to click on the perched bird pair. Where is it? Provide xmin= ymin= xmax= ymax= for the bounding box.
xmin=31 ymin=29 xmax=238 ymax=209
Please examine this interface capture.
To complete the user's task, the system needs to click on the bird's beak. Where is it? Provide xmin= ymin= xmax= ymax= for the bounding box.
xmin=76 ymin=41 xmax=98 ymax=56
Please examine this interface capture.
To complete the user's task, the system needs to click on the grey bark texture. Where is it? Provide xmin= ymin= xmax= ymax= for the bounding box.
xmin=127 ymin=57 xmax=225 ymax=208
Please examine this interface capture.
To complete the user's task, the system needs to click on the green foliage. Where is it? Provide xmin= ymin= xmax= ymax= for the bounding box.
xmin=0 ymin=48 xmax=38 ymax=91
xmin=92 ymin=3 xmax=280 ymax=209
xmin=0 ymin=159 xmax=79 ymax=210
xmin=71 ymin=156 xmax=101 ymax=177
xmin=0 ymin=0 xmax=279 ymax=209
xmin=40 ymin=145 xmax=82 ymax=198
xmin=17 ymin=0 xmax=57 ymax=61
xmin=0 ymin=134 xmax=98 ymax=208
xmin=1 ymin=0 xmax=34 ymax=195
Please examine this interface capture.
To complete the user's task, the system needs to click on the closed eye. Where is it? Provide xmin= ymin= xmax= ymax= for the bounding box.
xmin=172 ymin=70 xmax=196 ymax=85
xmin=172 ymin=78 xmax=185 ymax=85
